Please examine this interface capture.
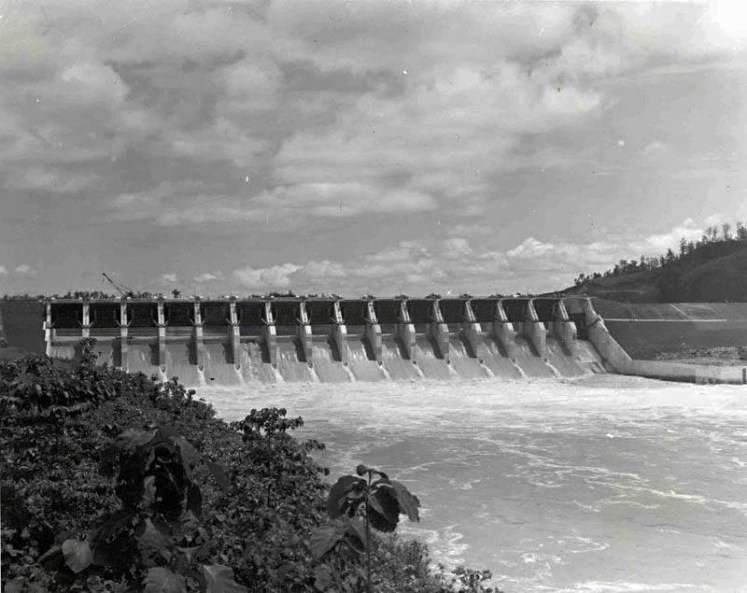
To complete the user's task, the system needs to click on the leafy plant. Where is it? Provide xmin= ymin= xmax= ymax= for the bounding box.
xmin=38 ymin=425 xmax=239 ymax=592
xmin=310 ymin=464 xmax=421 ymax=592
xmin=2 ymin=349 xmax=500 ymax=593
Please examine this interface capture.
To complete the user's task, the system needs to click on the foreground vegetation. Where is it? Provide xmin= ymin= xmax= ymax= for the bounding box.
xmin=1 ymin=340 xmax=499 ymax=593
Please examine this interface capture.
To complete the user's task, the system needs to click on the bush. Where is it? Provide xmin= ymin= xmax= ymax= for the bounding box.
xmin=1 ymin=340 xmax=500 ymax=593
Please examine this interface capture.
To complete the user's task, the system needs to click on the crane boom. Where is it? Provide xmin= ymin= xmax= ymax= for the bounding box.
xmin=101 ymin=272 xmax=135 ymax=297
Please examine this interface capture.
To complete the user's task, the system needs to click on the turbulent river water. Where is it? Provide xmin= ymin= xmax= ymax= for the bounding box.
xmin=196 ymin=375 xmax=747 ymax=593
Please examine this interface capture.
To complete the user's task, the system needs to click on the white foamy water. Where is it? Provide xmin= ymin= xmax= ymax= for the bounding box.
xmin=196 ymin=375 xmax=747 ymax=593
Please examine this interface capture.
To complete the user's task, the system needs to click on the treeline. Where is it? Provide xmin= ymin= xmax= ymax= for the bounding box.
xmin=1 ymin=290 xmax=303 ymax=301
xmin=1 ymin=290 xmax=155 ymax=301
xmin=574 ymin=220 xmax=747 ymax=286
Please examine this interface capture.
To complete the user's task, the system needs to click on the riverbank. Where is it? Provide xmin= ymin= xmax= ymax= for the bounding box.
xmin=1 ymin=345 xmax=498 ymax=593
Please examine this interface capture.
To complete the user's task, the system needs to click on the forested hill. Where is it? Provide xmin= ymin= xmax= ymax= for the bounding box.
xmin=561 ymin=232 xmax=747 ymax=303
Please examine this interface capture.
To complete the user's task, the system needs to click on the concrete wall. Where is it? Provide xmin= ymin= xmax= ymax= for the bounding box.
xmin=583 ymin=298 xmax=747 ymax=384
xmin=0 ymin=300 xmax=46 ymax=354
xmin=628 ymin=359 xmax=747 ymax=384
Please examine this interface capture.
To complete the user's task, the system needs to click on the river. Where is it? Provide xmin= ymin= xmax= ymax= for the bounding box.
xmin=196 ymin=374 xmax=747 ymax=593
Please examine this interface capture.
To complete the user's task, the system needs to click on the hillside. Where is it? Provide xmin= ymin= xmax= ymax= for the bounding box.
xmin=561 ymin=240 xmax=747 ymax=303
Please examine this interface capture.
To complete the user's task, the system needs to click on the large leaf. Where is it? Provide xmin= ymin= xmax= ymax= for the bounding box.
xmin=171 ymin=435 xmax=199 ymax=470
xmin=136 ymin=518 xmax=173 ymax=565
xmin=61 ymin=539 xmax=92 ymax=574
xmin=310 ymin=523 xmax=345 ymax=559
xmin=344 ymin=518 xmax=367 ymax=553
xmin=118 ymin=428 xmax=157 ymax=453
xmin=313 ymin=564 xmax=332 ymax=591
xmin=356 ymin=464 xmax=388 ymax=480
xmin=142 ymin=567 xmax=186 ymax=593
xmin=326 ymin=475 xmax=364 ymax=519
xmin=198 ymin=564 xmax=247 ymax=593
xmin=186 ymin=483 xmax=203 ymax=517
xmin=368 ymin=483 xmax=400 ymax=530
xmin=392 ymin=480 xmax=421 ymax=522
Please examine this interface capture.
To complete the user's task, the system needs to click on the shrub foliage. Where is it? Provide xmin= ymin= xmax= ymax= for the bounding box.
xmin=1 ymin=339 xmax=500 ymax=593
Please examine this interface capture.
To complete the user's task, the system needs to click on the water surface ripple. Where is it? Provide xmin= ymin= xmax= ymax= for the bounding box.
xmin=197 ymin=375 xmax=747 ymax=593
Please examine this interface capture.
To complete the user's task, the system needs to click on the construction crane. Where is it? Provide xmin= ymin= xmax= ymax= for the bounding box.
xmin=101 ymin=272 xmax=136 ymax=298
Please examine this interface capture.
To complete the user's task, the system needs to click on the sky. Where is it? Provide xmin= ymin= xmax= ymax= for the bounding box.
xmin=1 ymin=0 xmax=746 ymax=297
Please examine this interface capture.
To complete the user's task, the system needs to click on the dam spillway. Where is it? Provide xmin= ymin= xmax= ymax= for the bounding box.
xmin=32 ymin=296 xmax=607 ymax=385
xmin=4 ymin=295 xmax=745 ymax=385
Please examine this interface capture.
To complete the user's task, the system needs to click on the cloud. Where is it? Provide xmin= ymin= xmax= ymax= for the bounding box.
xmin=108 ymin=180 xmax=437 ymax=227
xmin=446 ymin=224 xmax=491 ymax=238
xmin=160 ymin=273 xmax=178 ymax=283
xmin=232 ymin=263 xmax=301 ymax=289
xmin=223 ymin=216 xmax=735 ymax=295
xmin=640 ymin=141 xmax=670 ymax=161
xmin=632 ymin=218 xmax=706 ymax=253
xmin=13 ymin=264 xmax=38 ymax=277
xmin=2 ymin=1 xmax=746 ymax=297
xmin=3 ymin=166 xmax=100 ymax=193
xmin=443 ymin=237 xmax=472 ymax=258
xmin=3 ymin=1 xmax=742 ymax=231
xmin=0 ymin=265 xmax=7 ymax=275
xmin=271 ymin=59 xmax=605 ymax=218
xmin=194 ymin=271 xmax=223 ymax=284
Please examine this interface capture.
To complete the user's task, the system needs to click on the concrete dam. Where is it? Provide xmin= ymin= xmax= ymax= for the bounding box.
xmin=2 ymin=296 xmax=746 ymax=385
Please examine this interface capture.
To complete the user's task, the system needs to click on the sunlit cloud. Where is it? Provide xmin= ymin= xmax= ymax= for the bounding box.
xmin=13 ymin=264 xmax=38 ymax=277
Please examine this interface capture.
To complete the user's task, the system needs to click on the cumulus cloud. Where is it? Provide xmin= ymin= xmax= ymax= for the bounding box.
xmin=446 ymin=224 xmax=491 ymax=238
xmin=3 ymin=1 xmax=739 ymax=220
xmin=632 ymin=218 xmax=706 ymax=253
xmin=13 ymin=264 xmax=38 ymax=277
xmin=108 ymin=180 xmax=437 ymax=227
xmin=160 ymin=273 xmax=178 ymax=283
xmin=2 ymin=2 xmax=745 ymax=295
xmin=641 ymin=141 xmax=670 ymax=160
xmin=232 ymin=264 xmax=301 ymax=289
xmin=0 ymin=265 xmax=7 ymax=275
xmin=3 ymin=166 xmax=100 ymax=193
xmin=194 ymin=271 xmax=224 ymax=284
xmin=223 ymin=216 xmax=733 ymax=295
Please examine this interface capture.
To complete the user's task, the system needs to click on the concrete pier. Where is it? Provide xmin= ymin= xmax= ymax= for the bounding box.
xmin=156 ymin=300 xmax=167 ymax=374
xmin=364 ymin=300 xmax=382 ymax=363
xmin=297 ymin=300 xmax=313 ymax=365
xmin=193 ymin=300 xmax=205 ymax=370
xmin=228 ymin=300 xmax=240 ymax=369
xmin=462 ymin=300 xmax=482 ymax=358
xmin=429 ymin=300 xmax=450 ymax=362
xmin=331 ymin=300 xmax=348 ymax=365
xmin=525 ymin=300 xmax=547 ymax=357
xmin=119 ymin=300 xmax=129 ymax=371
xmin=44 ymin=302 xmax=53 ymax=357
xmin=552 ymin=299 xmax=578 ymax=356
xmin=262 ymin=301 xmax=278 ymax=367
xmin=397 ymin=300 xmax=416 ymax=361
xmin=81 ymin=301 xmax=91 ymax=339
xmin=493 ymin=300 xmax=516 ymax=353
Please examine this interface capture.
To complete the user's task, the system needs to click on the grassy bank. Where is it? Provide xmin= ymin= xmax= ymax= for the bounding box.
xmin=1 ymin=340 xmax=498 ymax=593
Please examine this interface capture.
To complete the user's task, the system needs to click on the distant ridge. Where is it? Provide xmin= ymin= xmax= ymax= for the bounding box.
xmin=561 ymin=241 xmax=747 ymax=303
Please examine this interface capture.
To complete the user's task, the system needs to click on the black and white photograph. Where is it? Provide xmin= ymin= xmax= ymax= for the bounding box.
xmin=1 ymin=1 xmax=746 ymax=591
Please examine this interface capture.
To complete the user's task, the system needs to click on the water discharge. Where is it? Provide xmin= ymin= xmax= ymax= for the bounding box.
xmin=197 ymin=375 xmax=747 ymax=593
